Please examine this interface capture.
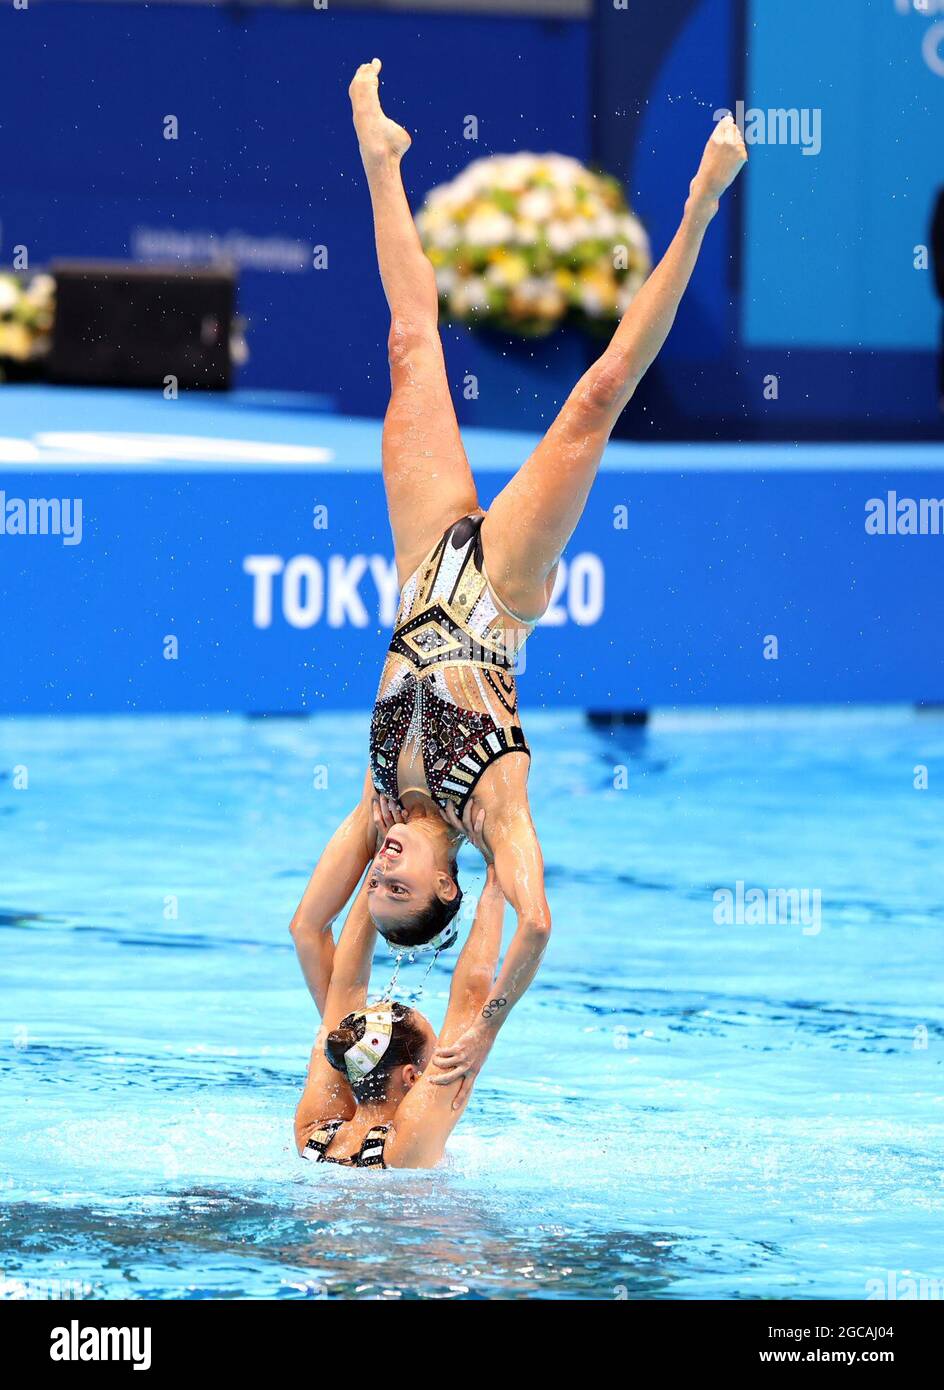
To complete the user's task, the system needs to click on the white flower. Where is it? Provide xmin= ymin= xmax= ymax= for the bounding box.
xmin=518 ymin=188 xmax=554 ymax=221
xmin=26 ymin=273 xmax=56 ymax=300
xmin=430 ymin=220 xmax=461 ymax=250
xmin=449 ymin=158 xmax=495 ymax=198
xmin=416 ymin=151 xmax=650 ymax=334
xmin=424 ymin=184 xmax=460 ymax=211
xmin=618 ymin=214 xmax=651 ymax=259
xmin=589 ymin=211 xmax=619 ymax=241
xmin=491 ymin=153 xmax=541 ymax=189
xmin=546 ymin=220 xmax=581 ymax=254
xmin=464 ymin=210 xmax=516 ymax=247
xmin=0 ymin=276 xmax=19 ymax=315
xmin=451 ymin=277 xmax=489 ymax=315
xmin=543 ymin=154 xmax=585 ymax=186
xmin=512 ymin=275 xmax=565 ymax=317
xmin=435 ymin=266 xmax=458 ymax=296
xmin=577 ymin=278 xmax=612 ymax=316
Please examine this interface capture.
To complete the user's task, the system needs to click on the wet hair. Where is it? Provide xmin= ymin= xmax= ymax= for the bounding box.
xmin=325 ymin=1003 xmax=430 ymax=1102
xmin=376 ymin=864 xmax=462 ymax=949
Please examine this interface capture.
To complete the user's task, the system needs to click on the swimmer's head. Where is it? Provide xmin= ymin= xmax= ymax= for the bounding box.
xmin=325 ymin=1001 xmax=435 ymax=1102
xmin=367 ymin=819 xmax=462 ymax=948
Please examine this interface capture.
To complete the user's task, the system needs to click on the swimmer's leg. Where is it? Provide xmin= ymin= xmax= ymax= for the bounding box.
xmin=482 ymin=118 xmax=748 ymax=621
xmin=350 ymin=60 xmax=478 ymax=585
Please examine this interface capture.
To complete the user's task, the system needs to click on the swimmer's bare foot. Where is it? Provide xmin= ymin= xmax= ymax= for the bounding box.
xmin=349 ymin=59 xmax=412 ymax=169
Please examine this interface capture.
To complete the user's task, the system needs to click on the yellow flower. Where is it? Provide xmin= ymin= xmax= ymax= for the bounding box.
xmin=0 ymin=321 xmax=33 ymax=360
xmin=487 ymin=250 xmax=529 ymax=287
xmin=415 ymin=152 xmax=650 ymax=335
xmin=577 ymin=267 xmax=619 ymax=316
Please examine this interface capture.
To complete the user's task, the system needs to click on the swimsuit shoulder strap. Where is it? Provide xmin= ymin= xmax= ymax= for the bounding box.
xmin=301 ymin=1118 xmax=346 ymax=1164
xmin=356 ymin=1124 xmax=391 ymax=1168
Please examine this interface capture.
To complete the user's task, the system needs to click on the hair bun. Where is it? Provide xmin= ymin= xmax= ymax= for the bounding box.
xmin=325 ymin=1024 xmax=359 ymax=1074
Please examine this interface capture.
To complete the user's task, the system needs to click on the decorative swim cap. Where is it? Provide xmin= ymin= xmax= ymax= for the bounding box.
xmin=338 ymin=1004 xmax=396 ymax=1085
xmin=411 ymin=921 xmax=459 ymax=955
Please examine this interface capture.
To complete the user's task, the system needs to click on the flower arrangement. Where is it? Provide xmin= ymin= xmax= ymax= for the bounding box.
xmin=416 ymin=153 xmax=651 ymax=337
xmin=0 ymin=272 xmax=56 ymax=375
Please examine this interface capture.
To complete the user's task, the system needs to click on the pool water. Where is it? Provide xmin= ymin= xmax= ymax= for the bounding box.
xmin=1 ymin=709 xmax=942 ymax=1300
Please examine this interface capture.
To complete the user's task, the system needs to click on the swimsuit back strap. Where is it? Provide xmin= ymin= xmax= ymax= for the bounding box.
xmin=301 ymin=1118 xmax=345 ymax=1164
xmin=357 ymin=1125 xmax=390 ymax=1168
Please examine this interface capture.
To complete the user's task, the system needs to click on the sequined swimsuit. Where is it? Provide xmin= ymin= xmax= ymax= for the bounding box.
xmin=369 ymin=514 xmax=533 ymax=815
xmin=302 ymin=1119 xmax=389 ymax=1169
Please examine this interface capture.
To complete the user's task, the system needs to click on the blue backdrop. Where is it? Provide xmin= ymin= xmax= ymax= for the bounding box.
xmin=2 ymin=1 xmax=942 ymax=440
xmin=593 ymin=0 xmax=944 ymax=439
xmin=744 ymin=0 xmax=943 ymax=354
xmin=1 ymin=388 xmax=941 ymax=713
xmin=0 ymin=1 xmax=591 ymax=431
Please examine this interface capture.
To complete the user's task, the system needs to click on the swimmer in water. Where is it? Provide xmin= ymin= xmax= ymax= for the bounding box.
xmin=295 ymin=60 xmax=748 ymax=1098
xmin=292 ymin=812 xmax=506 ymax=1169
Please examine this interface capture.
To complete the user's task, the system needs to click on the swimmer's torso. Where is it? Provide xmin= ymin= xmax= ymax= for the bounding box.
xmin=369 ymin=514 xmax=532 ymax=815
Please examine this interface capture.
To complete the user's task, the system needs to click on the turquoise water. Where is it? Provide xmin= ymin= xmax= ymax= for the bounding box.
xmin=1 ymin=710 xmax=942 ymax=1301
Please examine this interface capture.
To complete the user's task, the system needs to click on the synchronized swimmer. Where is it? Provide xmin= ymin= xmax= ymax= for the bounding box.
xmin=290 ymin=59 xmax=747 ymax=1169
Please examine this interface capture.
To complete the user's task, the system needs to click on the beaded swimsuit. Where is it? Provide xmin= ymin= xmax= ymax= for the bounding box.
xmin=302 ymin=1119 xmax=389 ymax=1169
xmin=369 ymin=514 xmax=532 ymax=816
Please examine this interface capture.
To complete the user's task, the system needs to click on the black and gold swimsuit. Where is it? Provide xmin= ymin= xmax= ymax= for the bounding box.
xmin=369 ymin=515 xmax=534 ymax=816
xmin=302 ymin=1119 xmax=390 ymax=1168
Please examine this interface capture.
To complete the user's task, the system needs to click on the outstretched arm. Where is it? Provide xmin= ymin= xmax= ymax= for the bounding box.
xmin=384 ymin=864 xmax=506 ymax=1168
xmin=289 ymin=768 xmax=378 ymax=1015
xmin=293 ymin=877 xmax=379 ymax=1153
xmin=430 ymin=800 xmax=549 ymax=1093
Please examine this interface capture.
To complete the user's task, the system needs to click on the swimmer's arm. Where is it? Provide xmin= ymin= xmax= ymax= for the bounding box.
xmin=320 ymin=877 xmax=377 ymax=1022
xmin=479 ymin=802 xmax=551 ymax=1029
xmin=430 ymin=800 xmax=550 ymax=1089
xmin=384 ymin=867 xmax=506 ymax=1169
xmin=293 ymin=882 xmax=376 ymax=1153
xmin=289 ymin=768 xmax=377 ymax=1014
xmin=293 ymin=1033 xmax=356 ymax=1154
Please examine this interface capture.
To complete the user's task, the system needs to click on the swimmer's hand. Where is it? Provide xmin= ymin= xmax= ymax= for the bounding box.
xmin=371 ymin=792 xmax=406 ymax=850
xmin=689 ymin=114 xmax=748 ymax=212
xmin=443 ymin=797 xmax=493 ymax=864
xmin=430 ymin=1019 xmax=491 ymax=1107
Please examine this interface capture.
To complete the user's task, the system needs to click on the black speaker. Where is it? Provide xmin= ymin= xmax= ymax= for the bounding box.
xmin=49 ymin=261 xmax=236 ymax=390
